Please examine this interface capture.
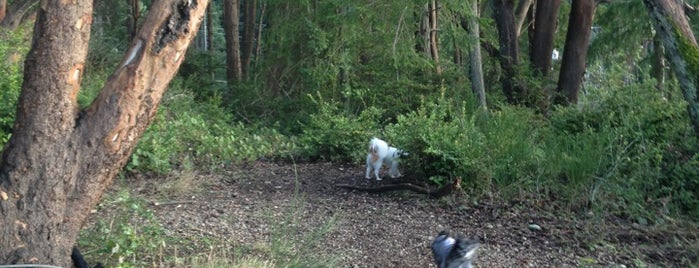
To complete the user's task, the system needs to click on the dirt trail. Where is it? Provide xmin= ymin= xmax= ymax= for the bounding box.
xmin=90 ymin=161 xmax=697 ymax=267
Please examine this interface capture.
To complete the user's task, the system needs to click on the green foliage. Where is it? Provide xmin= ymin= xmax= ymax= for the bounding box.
xmin=128 ymin=81 xmax=296 ymax=173
xmin=298 ymin=93 xmax=383 ymax=162
xmin=0 ymin=28 xmax=30 ymax=145
xmin=548 ymin=81 xmax=697 ymax=218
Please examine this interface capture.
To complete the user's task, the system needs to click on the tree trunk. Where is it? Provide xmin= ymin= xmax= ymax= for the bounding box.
xmin=242 ymin=0 xmax=257 ymax=76
xmin=0 ymin=0 xmax=208 ymax=266
xmin=556 ymin=0 xmax=596 ymax=105
xmin=418 ymin=3 xmax=430 ymax=57
xmin=643 ymin=0 xmax=699 ymax=136
xmin=467 ymin=0 xmax=487 ymax=109
xmin=492 ymin=0 xmax=521 ymax=104
xmin=224 ymin=0 xmax=243 ymax=83
xmin=0 ymin=0 xmax=38 ymax=29
xmin=530 ymin=0 xmax=561 ymax=76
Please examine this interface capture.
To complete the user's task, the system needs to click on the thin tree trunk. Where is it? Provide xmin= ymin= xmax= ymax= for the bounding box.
xmin=468 ymin=0 xmax=487 ymax=108
xmin=127 ymin=0 xmax=141 ymax=41
xmin=530 ymin=0 xmax=562 ymax=76
xmin=643 ymin=0 xmax=699 ymax=136
xmin=429 ymin=0 xmax=441 ymax=74
xmin=556 ymin=0 xmax=596 ymax=105
xmin=224 ymin=0 xmax=243 ymax=83
xmin=242 ymin=0 xmax=257 ymax=76
xmin=255 ymin=2 xmax=266 ymax=63
xmin=0 ymin=0 xmax=208 ymax=265
xmin=207 ymin=3 xmax=214 ymax=51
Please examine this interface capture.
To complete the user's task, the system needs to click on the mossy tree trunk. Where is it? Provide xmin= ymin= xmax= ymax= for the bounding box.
xmin=0 ymin=0 xmax=208 ymax=266
xmin=643 ymin=0 xmax=699 ymax=136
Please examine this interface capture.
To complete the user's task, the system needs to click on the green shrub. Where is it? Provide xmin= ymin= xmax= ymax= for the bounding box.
xmin=78 ymin=190 xmax=166 ymax=268
xmin=0 ymin=28 xmax=30 ymax=145
xmin=128 ymin=83 xmax=296 ymax=173
xmin=385 ymin=92 xmax=547 ymax=193
xmin=547 ymin=82 xmax=698 ymax=219
xmin=298 ymin=92 xmax=383 ymax=162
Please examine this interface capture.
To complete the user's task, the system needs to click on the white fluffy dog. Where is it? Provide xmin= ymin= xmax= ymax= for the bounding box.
xmin=365 ymin=137 xmax=407 ymax=180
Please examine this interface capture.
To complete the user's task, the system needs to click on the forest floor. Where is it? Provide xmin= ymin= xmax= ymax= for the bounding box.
xmin=86 ymin=161 xmax=699 ymax=267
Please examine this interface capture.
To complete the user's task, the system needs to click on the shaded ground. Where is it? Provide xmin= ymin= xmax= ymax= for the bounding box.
xmin=87 ymin=161 xmax=699 ymax=267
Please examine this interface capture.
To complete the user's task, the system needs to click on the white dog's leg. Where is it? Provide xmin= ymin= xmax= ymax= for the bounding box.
xmin=365 ymin=154 xmax=373 ymax=179
xmin=389 ymin=162 xmax=401 ymax=178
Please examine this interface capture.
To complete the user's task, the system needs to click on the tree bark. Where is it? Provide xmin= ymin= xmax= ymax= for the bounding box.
xmin=492 ymin=0 xmax=521 ymax=104
xmin=0 ymin=0 xmax=38 ymax=29
xmin=530 ymin=0 xmax=561 ymax=76
xmin=0 ymin=0 xmax=208 ymax=266
xmin=0 ymin=0 xmax=6 ymax=22
xmin=467 ymin=0 xmax=487 ymax=109
xmin=224 ymin=0 xmax=243 ymax=83
xmin=556 ymin=0 xmax=596 ymax=105
xmin=643 ymin=0 xmax=699 ymax=136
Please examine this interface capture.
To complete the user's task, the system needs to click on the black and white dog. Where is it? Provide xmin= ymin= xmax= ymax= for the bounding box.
xmin=431 ymin=231 xmax=480 ymax=268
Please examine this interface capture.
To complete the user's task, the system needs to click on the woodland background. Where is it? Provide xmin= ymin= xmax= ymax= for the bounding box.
xmin=1 ymin=0 xmax=699 ymax=266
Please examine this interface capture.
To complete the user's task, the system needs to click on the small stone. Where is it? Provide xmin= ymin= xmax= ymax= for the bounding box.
xmin=528 ymin=224 xmax=542 ymax=231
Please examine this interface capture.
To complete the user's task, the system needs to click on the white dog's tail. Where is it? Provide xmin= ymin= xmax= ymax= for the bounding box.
xmin=368 ymin=137 xmax=380 ymax=162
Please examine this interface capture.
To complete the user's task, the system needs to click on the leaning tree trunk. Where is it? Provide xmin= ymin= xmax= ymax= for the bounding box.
xmin=0 ymin=0 xmax=208 ymax=266
xmin=643 ymin=0 xmax=699 ymax=136
xmin=556 ymin=0 xmax=596 ymax=105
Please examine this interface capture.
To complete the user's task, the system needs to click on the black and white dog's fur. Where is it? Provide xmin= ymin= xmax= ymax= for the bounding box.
xmin=365 ymin=137 xmax=407 ymax=180
xmin=431 ymin=231 xmax=480 ymax=268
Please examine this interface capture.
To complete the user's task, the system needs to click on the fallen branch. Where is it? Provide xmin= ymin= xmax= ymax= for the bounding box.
xmin=337 ymin=177 xmax=461 ymax=198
